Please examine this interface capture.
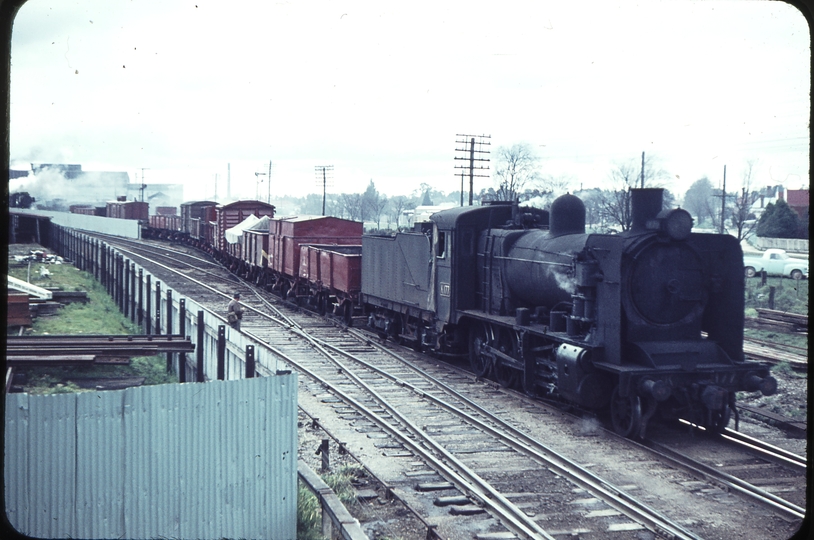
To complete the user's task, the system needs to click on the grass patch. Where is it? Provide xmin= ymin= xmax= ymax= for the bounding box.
xmin=743 ymin=327 xmax=809 ymax=351
xmin=296 ymin=466 xmax=364 ymax=540
xmin=8 ymin=256 xmax=176 ymax=392
xmin=744 ymin=275 xmax=809 ymax=315
xmin=323 ymin=465 xmax=363 ymax=509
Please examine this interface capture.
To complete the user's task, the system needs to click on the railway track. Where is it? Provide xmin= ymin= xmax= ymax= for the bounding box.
xmin=82 ymin=235 xmax=806 ymax=539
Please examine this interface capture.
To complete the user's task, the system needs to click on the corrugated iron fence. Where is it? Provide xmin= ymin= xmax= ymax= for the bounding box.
xmin=5 ymin=374 xmax=298 ymax=539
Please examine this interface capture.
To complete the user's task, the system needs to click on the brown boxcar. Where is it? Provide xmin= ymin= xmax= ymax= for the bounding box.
xmin=106 ymin=200 xmax=149 ymax=221
xmin=269 ymin=215 xmax=363 ymax=279
xmin=299 ymin=244 xmax=362 ymax=296
xmin=149 ymin=214 xmax=182 ymax=231
xmin=180 ymin=201 xmax=218 ymax=238
xmin=155 ymin=206 xmax=177 ymax=216
xmin=243 ymin=218 xmax=271 ymax=270
xmin=215 ymin=200 xmax=275 ymax=252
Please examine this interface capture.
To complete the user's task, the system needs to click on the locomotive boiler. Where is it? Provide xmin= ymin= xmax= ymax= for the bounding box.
xmin=363 ymin=189 xmax=777 ymax=438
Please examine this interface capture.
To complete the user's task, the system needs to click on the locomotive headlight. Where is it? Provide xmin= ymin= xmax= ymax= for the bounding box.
xmin=662 ymin=208 xmax=693 ymax=240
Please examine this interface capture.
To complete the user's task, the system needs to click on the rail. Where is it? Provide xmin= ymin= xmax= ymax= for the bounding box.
xmin=297 ymin=460 xmax=369 ymax=540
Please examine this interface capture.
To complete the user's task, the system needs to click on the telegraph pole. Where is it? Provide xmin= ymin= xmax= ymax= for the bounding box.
xmin=315 ymin=165 xmax=334 ymax=216
xmin=720 ymin=165 xmax=727 ymax=234
xmin=640 ymin=151 xmax=645 ymax=188
xmin=139 ymin=168 xmax=149 ymax=202
xmin=454 ymin=134 xmax=491 ymax=205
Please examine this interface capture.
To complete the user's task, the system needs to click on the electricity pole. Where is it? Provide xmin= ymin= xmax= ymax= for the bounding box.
xmin=454 ymin=134 xmax=491 ymax=206
xmin=720 ymin=165 xmax=727 ymax=234
xmin=640 ymin=151 xmax=645 ymax=188
xmin=315 ymin=165 xmax=334 ymax=216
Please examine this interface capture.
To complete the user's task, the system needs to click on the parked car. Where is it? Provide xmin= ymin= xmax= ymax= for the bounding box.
xmin=743 ymin=248 xmax=808 ymax=279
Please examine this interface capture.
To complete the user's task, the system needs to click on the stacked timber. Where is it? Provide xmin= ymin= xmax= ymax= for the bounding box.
xmin=747 ymin=308 xmax=809 ymax=333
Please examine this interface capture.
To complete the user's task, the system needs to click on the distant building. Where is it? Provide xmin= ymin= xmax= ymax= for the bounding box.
xmin=786 ymin=189 xmax=809 ymax=220
xmin=749 ymin=185 xmax=785 ymax=218
xmin=124 ymin=182 xmax=184 ymax=210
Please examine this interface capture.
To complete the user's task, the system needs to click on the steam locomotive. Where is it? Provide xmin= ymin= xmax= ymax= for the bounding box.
xmin=363 ymin=189 xmax=777 ymax=438
xmin=133 ymin=189 xmax=776 ymax=438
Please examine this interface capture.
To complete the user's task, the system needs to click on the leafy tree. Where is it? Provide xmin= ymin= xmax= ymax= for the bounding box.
xmin=682 ymin=177 xmax=715 ymax=224
xmin=361 ymin=180 xmax=380 ymax=221
xmin=756 ymin=199 xmax=800 ymax=238
xmin=798 ymin=208 xmax=809 ymax=239
xmin=493 ymin=143 xmax=542 ymax=201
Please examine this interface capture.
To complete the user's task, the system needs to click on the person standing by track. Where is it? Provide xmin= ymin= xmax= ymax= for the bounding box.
xmin=227 ymin=292 xmax=245 ymax=331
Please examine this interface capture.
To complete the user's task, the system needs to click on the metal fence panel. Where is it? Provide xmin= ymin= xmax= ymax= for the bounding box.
xmin=75 ymin=389 xmax=126 ymax=539
xmin=5 ymin=374 xmax=298 ymax=539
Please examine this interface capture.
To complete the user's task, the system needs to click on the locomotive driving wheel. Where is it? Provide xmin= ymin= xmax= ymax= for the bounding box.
xmin=493 ymin=328 xmax=520 ymax=389
xmin=468 ymin=322 xmax=493 ymax=378
xmin=610 ymin=385 xmax=643 ymax=438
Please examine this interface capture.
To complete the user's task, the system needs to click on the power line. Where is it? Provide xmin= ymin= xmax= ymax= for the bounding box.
xmin=454 ymin=134 xmax=491 ymax=206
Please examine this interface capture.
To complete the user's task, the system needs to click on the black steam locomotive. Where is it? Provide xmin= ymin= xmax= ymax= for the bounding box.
xmin=363 ymin=189 xmax=777 ymax=438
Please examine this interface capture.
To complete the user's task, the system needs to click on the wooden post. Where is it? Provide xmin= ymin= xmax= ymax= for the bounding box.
xmin=130 ymin=262 xmax=137 ymax=322
xmin=123 ymin=260 xmax=130 ymax=317
xmin=768 ymin=286 xmax=776 ymax=310
xmin=154 ymin=281 xmax=162 ymax=335
xmin=138 ymin=269 xmax=144 ymax=327
xmin=100 ymin=244 xmax=107 ymax=290
xmin=196 ymin=310 xmax=205 ymax=382
xmin=318 ymin=439 xmax=330 ymax=472
xmin=145 ymin=275 xmax=152 ymax=335
xmin=246 ymin=345 xmax=255 ymax=378
xmin=761 ymin=270 xmax=767 ymax=285
xmin=178 ymin=299 xmax=187 ymax=383
xmin=166 ymin=289 xmax=173 ymax=372
xmin=217 ymin=325 xmax=226 ymax=380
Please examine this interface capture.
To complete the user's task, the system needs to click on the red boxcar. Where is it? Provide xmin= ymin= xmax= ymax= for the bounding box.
xmin=299 ymin=244 xmax=362 ymax=296
xmin=269 ymin=215 xmax=363 ymax=279
xmin=215 ymin=200 xmax=275 ymax=252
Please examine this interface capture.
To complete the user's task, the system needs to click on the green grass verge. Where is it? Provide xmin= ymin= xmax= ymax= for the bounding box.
xmin=744 ymin=275 xmax=809 ymax=315
xmin=8 ymin=258 xmax=176 ymax=393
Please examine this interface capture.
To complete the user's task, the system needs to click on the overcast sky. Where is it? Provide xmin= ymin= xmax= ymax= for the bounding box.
xmin=8 ymin=0 xmax=810 ymax=203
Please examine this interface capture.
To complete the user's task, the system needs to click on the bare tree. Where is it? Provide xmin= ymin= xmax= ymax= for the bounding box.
xmin=729 ymin=159 xmax=759 ymax=240
xmin=341 ymin=193 xmax=363 ymax=221
xmin=493 ymin=143 xmax=542 ymax=201
xmin=389 ymin=195 xmax=409 ymax=229
xmin=599 ymin=155 xmax=671 ymax=231
xmin=599 ymin=160 xmax=638 ymax=231
xmin=370 ymin=194 xmax=389 ymax=230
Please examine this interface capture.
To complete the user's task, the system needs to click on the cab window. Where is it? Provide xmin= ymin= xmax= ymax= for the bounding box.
xmin=436 ymin=231 xmax=446 ymax=258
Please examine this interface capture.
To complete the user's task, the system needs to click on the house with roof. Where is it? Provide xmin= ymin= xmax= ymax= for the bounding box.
xmin=785 ymin=188 xmax=809 ymax=221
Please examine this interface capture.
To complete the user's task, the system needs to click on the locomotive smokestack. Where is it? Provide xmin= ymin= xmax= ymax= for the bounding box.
xmin=630 ymin=188 xmax=664 ymax=232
